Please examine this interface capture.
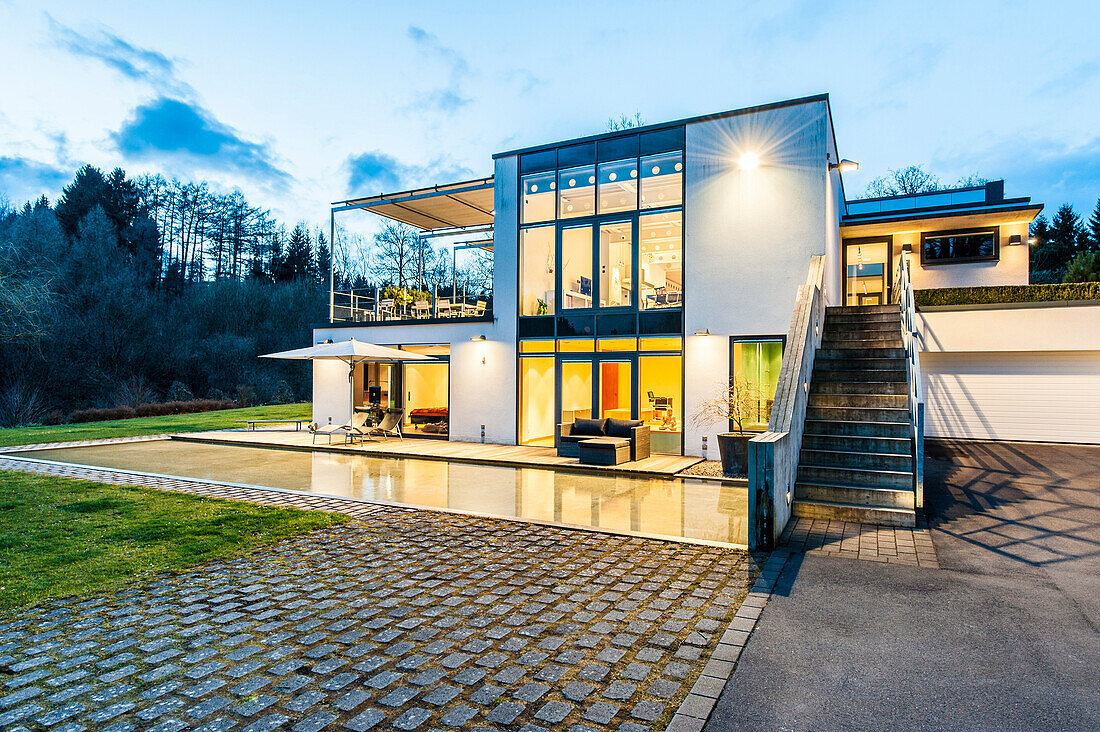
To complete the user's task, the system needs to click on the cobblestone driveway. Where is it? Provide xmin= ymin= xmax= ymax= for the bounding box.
xmin=0 ymin=506 xmax=757 ymax=732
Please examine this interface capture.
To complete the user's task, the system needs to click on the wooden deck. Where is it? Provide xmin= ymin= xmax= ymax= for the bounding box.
xmin=173 ymin=429 xmax=703 ymax=478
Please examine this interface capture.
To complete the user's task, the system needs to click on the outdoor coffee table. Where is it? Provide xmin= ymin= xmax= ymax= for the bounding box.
xmin=577 ymin=437 xmax=631 ymax=466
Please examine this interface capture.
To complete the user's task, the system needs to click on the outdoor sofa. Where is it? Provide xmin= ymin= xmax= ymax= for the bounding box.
xmin=556 ymin=417 xmax=650 ymax=462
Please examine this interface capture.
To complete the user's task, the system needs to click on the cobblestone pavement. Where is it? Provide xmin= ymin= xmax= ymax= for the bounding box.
xmin=0 ymin=452 xmax=760 ymax=732
xmin=780 ymin=517 xmax=939 ymax=568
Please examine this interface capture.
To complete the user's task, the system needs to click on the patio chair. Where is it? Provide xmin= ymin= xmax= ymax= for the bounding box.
xmin=378 ymin=299 xmax=396 ymax=319
xmin=412 ymin=300 xmax=430 ymax=318
xmin=364 ymin=408 xmax=404 ymax=440
xmin=473 ymin=299 xmax=487 ymax=316
xmin=436 ymin=297 xmax=452 ymax=317
xmin=342 ymin=410 xmax=373 ymax=445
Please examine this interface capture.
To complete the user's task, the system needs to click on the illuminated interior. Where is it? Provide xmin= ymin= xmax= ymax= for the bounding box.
xmin=845 ymin=240 xmax=888 ymax=306
xmin=640 ymin=355 xmax=683 ymax=454
xmin=520 ymin=226 xmax=555 ymax=315
xmin=731 ymin=340 xmax=783 ymax=431
xmin=559 ymin=166 xmax=595 ymax=218
xmin=519 ymin=356 xmax=555 ymax=445
xmin=361 ymin=345 xmax=451 ymax=438
xmin=599 ymin=221 xmax=632 ymax=307
xmin=560 ymin=361 xmax=592 ymax=424
xmin=561 ymin=225 xmax=593 ymax=309
xmin=599 ymin=361 xmax=632 ymax=420
xmin=639 ymin=210 xmax=682 ymax=309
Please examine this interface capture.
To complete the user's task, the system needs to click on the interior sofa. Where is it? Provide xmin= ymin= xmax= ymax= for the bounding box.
xmin=556 ymin=417 xmax=651 ymax=462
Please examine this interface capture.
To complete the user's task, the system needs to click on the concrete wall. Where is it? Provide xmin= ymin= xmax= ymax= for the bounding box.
xmin=682 ymin=100 xmax=830 ymax=456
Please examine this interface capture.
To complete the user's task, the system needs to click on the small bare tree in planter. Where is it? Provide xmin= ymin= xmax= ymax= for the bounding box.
xmin=693 ymin=377 xmax=765 ymax=476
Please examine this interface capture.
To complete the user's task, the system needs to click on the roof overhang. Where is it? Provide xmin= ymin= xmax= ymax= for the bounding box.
xmin=840 ymin=203 xmax=1044 ymax=238
xmin=333 ymin=177 xmax=494 ymax=232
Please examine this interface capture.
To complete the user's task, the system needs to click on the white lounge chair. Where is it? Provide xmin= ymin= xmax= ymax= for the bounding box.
xmin=364 ymin=408 xmax=404 ymax=440
xmin=310 ymin=419 xmax=344 ymax=444
xmin=342 ymin=411 xmax=373 ymax=445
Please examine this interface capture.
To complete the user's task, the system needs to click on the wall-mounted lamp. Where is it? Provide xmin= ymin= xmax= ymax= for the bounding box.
xmin=738 ymin=152 xmax=760 ymax=170
xmin=829 ymin=159 xmax=859 ymax=173
xmin=1007 ymin=234 xmax=1023 ymax=246
xmin=470 ymin=334 xmax=486 ymax=341
xmin=1028 ymin=237 xmax=1037 ymax=247
xmin=901 ymin=242 xmax=912 ymax=253
xmin=693 ymin=329 xmax=710 ymax=336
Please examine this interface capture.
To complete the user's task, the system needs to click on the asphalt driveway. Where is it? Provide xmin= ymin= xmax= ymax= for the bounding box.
xmin=707 ymin=440 xmax=1100 ymax=731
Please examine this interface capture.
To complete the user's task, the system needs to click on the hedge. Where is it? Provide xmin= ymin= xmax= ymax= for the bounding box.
xmin=915 ymin=282 xmax=1100 ymax=308
xmin=67 ymin=399 xmax=237 ymax=424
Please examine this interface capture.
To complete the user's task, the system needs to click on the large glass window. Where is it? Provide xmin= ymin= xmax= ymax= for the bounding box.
xmin=561 ymin=225 xmax=593 ymax=310
xmin=560 ymin=361 xmax=593 ymax=424
xmin=598 ymin=159 xmax=638 ymax=214
xmin=640 ymin=355 xmax=682 ymax=454
xmin=731 ymin=340 xmax=784 ymax=432
xmin=521 ymin=171 xmax=556 ymax=223
xmin=403 ymin=361 xmax=449 ymax=436
xmin=922 ymin=228 xmax=998 ymax=263
xmin=520 ymin=226 xmax=556 ymax=316
xmin=640 ymin=151 xmax=683 ymax=209
xmin=845 ymin=240 xmax=888 ymax=306
xmin=558 ymin=166 xmax=595 ymax=219
xmin=520 ymin=356 xmax=555 ymax=445
xmin=599 ymin=221 xmax=632 ymax=308
xmin=599 ymin=360 xmax=632 ymax=420
xmin=639 ymin=210 xmax=682 ymax=309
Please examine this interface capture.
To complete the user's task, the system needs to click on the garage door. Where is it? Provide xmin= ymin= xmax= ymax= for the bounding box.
xmin=921 ymin=350 xmax=1100 ymax=444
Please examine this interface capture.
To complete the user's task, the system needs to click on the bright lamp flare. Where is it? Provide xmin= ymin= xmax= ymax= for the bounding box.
xmin=738 ymin=152 xmax=760 ymax=170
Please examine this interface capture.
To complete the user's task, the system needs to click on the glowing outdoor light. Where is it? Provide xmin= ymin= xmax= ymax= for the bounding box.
xmin=829 ymin=159 xmax=859 ymax=173
xmin=738 ymin=152 xmax=760 ymax=170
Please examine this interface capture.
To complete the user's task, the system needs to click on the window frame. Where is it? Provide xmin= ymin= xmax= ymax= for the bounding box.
xmin=920 ymin=226 xmax=1000 ymax=266
xmin=728 ymin=335 xmax=787 ymax=433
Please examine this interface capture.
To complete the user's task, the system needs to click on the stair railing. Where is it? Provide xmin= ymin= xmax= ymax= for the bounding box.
xmin=892 ymin=256 xmax=925 ymax=509
xmin=747 ymin=254 xmax=826 ymax=550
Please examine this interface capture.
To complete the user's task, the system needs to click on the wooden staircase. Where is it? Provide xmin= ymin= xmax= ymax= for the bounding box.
xmin=792 ymin=303 xmax=917 ymax=527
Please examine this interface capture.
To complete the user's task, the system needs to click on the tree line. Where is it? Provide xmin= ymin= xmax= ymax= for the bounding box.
xmin=865 ymin=165 xmax=1100 ymax=284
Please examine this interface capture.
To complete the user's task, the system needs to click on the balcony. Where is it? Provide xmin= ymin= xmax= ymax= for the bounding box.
xmin=331 ymin=285 xmax=493 ymax=325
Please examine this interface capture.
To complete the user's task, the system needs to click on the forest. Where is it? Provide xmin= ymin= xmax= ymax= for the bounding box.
xmin=0 ymin=165 xmax=487 ymax=427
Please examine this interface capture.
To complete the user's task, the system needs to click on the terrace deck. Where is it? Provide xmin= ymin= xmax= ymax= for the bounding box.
xmin=174 ymin=429 xmax=703 ymax=478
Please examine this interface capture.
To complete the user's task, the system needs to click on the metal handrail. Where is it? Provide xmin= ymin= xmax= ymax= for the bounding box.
xmin=331 ymin=284 xmax=492 ymax=323
xmin=892 ymin=256 xmax=925 ymax=508
xmin=747 ymin=254 xmax=826 ymax=549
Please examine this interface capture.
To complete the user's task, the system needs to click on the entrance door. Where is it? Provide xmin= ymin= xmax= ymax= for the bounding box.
xmin=844 ymin=239 xmax=889 ymax=306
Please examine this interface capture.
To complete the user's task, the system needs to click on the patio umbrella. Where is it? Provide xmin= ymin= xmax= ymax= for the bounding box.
xmin=261 ymin=338 xmax=434 ymax=423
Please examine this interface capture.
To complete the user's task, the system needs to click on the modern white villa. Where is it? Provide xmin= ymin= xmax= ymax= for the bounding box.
xmin=310 ymin=93 xmax=1100 ymax=547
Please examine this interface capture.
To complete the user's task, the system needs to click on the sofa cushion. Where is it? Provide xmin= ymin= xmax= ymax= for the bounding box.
xmin=572 ymin=417 xmax=608 ymax=436
xmin=606 ymin=418 xmax=643 ymax=438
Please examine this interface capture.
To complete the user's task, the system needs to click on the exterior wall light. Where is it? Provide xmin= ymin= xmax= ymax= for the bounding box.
xmin=471 ymin=334 xmax=486 ymax=341
xmin=693 ymin=329 xmax=710 ymax=336
xmin=829 ymin=159 xmax=859 ymax=173
xmin=901 ymin=242 xmax=913 ymax=252
xmin=738 ymin=152 xmax=760 ymax=170
xmin=1028 ymin=237 xmax=1037 ymax=246
xmin=1008 ymin=234 xmax=1023 ymax=246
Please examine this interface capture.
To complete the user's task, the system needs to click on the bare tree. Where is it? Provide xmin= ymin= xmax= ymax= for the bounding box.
xmin=370 ymin=223 xmax=421 ymax=288
xmin=607 ymin=112 xmax=646 ymax=132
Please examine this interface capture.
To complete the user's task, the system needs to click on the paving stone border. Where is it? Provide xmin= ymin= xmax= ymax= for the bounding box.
xmin=0 ymin=437 xmax=773 ymax=731
xmin=780 ymin=517 xmax=939 ymax=568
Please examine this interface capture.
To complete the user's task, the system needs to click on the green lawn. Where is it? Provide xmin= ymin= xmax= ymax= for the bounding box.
xmin=0 ymin=470 xmax=346 ymax=613
xmin=0 ymin=403 xmax=312 ymax=448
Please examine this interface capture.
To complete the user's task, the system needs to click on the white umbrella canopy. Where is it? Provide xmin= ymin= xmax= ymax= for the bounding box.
xmin=261 ymin=338 xmax=434 ymax=424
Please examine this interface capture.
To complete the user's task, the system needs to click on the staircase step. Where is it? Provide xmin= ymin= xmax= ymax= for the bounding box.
xmin=815 ymin=356 xmax=907 ymax=370
xmin=821 ymin=337 xmax=905 ymax=349
xmin=812 ymin=369 xmax=907 ymax=383
xmin=804 ymin=419 xmax=911 ymax=439
xmin=825 ymin=312 xmax=902 ymax=324
xmin=818 ymin=347 xmax=906 ymax=359
xmin=798 ymin=463 xmax=914 ymax=489
xmin=826 ymin=304 xmax=900 ymax=315
xmin=806 ymin=406 xmax=910 ymax=423
xmin=802 ymin=433 xmax=912 ymax=454
xmin=811 ymin=381 xmax=908 ymax=395
xmin=795 ymin=481 xmax=915 ymax=509
xmin=792 ymin=499 xmax=916 ymax=527
xmin=800 ymin=448 xmax=913 ymax=471
xmin=808 ymin=393 xmax=907 ymax=408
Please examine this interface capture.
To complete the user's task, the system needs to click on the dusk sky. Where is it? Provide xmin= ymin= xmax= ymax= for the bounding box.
xmin=2 ymin=0 xmax=1098 ymax=227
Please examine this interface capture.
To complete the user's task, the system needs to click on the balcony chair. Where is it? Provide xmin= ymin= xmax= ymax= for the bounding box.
xmin=412 ymin=300 xmax=430 ymax=318
xmin=378 ymin=299 xmax=396 ymax=319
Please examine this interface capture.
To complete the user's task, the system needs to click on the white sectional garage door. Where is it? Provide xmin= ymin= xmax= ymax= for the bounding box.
xmin=921 ymin=351 xmax=1100 ymax=444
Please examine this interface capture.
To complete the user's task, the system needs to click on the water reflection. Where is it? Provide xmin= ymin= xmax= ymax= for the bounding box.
xmin=22 ymin=441 xmax=746 ymax=545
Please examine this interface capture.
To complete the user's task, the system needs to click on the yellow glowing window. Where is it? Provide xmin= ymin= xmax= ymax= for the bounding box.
xmin=597 ymin=338 xmax=637 ymax=352
xmin=639 ymin=337 xmax=682 ymax=351
xmin=519 ymin=340 xmax=555 ymax=353
xmin=557 ymin=338 xmax=595 ymax=352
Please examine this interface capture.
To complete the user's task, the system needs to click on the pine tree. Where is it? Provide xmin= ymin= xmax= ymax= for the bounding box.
xmin=280 ymin=224 xmax=314 ymax=282
xmin=1031 ymin=205 xmax=1084 ymax=282
xmin=314 ymin=230 xmax=331 ymax=287
xmin=1088 ymin=198 xmax=1100 ymax=252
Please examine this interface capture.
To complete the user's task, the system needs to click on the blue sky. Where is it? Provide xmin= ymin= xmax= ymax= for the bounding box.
xmin=2 ymin=0 xmax=1099 ymax=226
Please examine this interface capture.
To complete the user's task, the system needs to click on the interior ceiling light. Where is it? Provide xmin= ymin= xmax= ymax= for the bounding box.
xmin=739 ymin=152 xmax=760 ymax=170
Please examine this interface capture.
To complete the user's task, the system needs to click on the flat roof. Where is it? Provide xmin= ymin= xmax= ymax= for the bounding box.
xmin=843 ymin=180 xmax=1043 ymax=228
xmin=332 ymin=177 xmax=494 ymax=231
xmin=493 ymin=93 xmax=831 ymax=159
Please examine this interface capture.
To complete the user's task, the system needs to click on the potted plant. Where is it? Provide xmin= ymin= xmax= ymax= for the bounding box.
xmin=536 ymin=298 xmax=548 ymax=316
xmin=693 ymin=377 xmax=763 ymax=477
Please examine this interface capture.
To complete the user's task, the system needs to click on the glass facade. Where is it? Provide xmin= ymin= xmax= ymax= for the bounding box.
xmin=561 ymin=225 xmax=593 ymax=309
xmin=559 ymin=166 xmax=595 ymax=219
xmin=639 ymin=210 xmax=682 ymax=309
xmin=731 ymin=340 xmax=784 ymax=432
xmin=640 ymin=151 xmax=683 ymax=209
xmin=599 ymin=221 xmax=632 ymax=308
xmin=520 ymin=226 xmax=555 ymax=316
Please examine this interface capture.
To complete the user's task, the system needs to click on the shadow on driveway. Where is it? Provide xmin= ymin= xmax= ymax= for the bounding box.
xmin=707 ymin=440 xmax=1100 ymax=731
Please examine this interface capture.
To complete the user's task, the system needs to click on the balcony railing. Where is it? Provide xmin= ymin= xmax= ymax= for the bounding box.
xmin=331 ymin=285 xmax=493 ymax=324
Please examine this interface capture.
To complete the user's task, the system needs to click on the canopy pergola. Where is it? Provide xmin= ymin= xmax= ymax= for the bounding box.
xmin=332 ymin=177 xmax=495 ymax=235
xmin=262 ymin=339 xmax=434 ymax=422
